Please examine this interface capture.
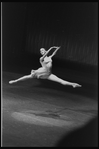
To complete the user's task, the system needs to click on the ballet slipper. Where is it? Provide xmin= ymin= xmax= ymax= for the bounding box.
xmin=72 ymin=83 xmax=82 ymax=88
xmin=9 ymin=80 xmax=17 ymax=84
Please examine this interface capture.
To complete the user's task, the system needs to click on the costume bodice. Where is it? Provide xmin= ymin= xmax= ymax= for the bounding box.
xmin=40 ymin=56 xmax=52 ymax=68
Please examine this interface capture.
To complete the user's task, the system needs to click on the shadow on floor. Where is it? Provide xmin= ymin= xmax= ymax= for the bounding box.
xmin=55 ymin=116 xmax=98 ymax=147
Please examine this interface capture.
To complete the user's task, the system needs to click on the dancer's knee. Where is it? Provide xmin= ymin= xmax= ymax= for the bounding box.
xmin=31 ymin=69 xmax=35 ymax=74
xmin=30 ymin=72 xmax=36 ymax=78
xmin=60 ymin=80 xmax=65 ymax=85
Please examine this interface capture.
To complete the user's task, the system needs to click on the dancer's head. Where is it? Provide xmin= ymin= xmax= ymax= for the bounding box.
xmin=40 ymin=48 xmax=46 ymax=55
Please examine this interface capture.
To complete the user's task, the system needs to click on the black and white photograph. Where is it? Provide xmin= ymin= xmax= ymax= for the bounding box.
xmin=1 ymin=2 xmax=98 ymax=147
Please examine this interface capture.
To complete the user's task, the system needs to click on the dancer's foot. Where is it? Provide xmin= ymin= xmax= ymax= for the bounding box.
xmin=9 ymin=80 xmax=17 ymax=84
xmin=72 ymin=83 xmax=82 ymax=88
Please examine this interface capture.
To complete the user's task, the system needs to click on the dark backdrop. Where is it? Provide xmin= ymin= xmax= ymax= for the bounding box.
xmin=3 ymin=2 xmax=98 ymax=71
xmin=25 ymin=2 xmax=98 ymax=65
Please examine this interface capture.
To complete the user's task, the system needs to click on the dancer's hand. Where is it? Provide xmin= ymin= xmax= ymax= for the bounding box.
xmin=72 ymin=83 xmax=82 ymax=88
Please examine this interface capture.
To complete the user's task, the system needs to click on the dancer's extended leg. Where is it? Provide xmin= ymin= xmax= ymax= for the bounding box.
xmin=9 ymin=74 xmax=33 ymax=84
xmin=48 ymin=74 xmax=81 ymax=88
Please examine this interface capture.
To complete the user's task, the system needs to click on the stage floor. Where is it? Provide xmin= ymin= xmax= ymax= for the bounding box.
xmin=2 ymin=71 xmax=98 ymax=147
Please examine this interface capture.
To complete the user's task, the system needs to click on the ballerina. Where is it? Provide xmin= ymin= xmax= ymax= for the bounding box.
xmin=9 ymin=46 xmax=81 ymax=88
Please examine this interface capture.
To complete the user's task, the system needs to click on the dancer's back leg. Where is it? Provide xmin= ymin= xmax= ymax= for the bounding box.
xmin=9 ymin=74 xmax=33 ymax=84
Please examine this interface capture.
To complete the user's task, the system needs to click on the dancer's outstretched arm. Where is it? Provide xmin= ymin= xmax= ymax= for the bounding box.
xmin=50 ymin=46 xmax=60 ymax=58
xmin=48 ymin=74 xmax=82 ymax=88
xmin=41 ymin=46 xmax=60 ymax=61
xmin=9 ymin=74 xmax=33 ymax=84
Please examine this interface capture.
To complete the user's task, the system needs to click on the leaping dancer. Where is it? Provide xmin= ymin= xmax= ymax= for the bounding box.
xmin=9 ymin=46 xmax=81 ymax=88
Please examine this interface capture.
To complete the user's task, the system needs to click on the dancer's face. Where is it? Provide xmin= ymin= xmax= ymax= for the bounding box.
xmin=40 ymin=48 xmax=46 ymax=55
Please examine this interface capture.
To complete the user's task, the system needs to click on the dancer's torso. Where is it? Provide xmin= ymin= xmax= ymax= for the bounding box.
xmin=34 ymin=56 xmax=52 ymax=78
xmin=40 ymin=56 xmax=52 ymax=69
